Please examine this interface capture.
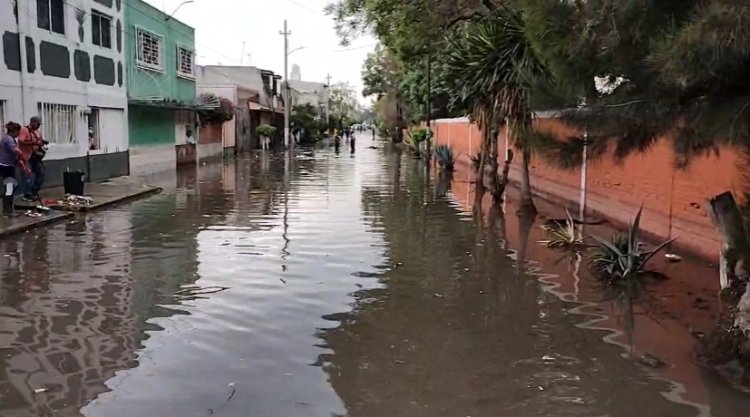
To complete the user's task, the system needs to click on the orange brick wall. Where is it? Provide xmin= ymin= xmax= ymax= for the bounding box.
xmin=432 ymin=118 xmax=745 ymax=260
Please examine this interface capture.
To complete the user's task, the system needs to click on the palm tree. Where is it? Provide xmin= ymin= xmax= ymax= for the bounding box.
xmin=445 ymin=5 xmax=547 ymax=213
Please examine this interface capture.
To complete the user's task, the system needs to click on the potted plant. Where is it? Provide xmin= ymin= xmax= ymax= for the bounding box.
xmin=257 ymin=124 xmax=277 ymax=150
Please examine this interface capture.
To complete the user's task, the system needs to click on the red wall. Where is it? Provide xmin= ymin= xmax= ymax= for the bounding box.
xmin=432 ymin=117 xmax=744 ymax=260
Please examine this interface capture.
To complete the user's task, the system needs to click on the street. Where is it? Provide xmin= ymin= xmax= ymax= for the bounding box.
xmin=0 ymin=134 xmax=747 ymax=417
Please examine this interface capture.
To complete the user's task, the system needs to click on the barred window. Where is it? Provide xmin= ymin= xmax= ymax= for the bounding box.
xmin=136 ymin=28 xmax=163 ymax=71
xmin=38 ymin=103 xmax=77 ymax=144
xmin=177 ymin=47 xmax=194 ymax=78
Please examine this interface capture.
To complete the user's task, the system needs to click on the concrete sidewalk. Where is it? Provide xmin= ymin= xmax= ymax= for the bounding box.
xmin=0 ymin=176 xmax=162 ymax=240
xmin=17 ymin=176 xmax=162 ymax=212
xmin=0 ymin=210 xmax=74 ymax=239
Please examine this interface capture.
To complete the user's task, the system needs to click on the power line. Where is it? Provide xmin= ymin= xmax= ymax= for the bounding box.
xmin=281 ymin=0 xmax=322 ymax=15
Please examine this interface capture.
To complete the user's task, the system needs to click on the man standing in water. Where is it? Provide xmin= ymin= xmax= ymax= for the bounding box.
xmin=18 ymin=116 xmax=47 ymax=201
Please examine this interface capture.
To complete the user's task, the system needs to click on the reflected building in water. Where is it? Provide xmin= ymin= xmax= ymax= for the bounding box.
xmin=0 ymin=214 xmax=138 ymax=417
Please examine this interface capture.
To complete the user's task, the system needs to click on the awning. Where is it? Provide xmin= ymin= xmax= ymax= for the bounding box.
xmin=129 ymin=99 xmax=208 ymax=110
xmin=247 ymin=102 xmax=270 ymax=111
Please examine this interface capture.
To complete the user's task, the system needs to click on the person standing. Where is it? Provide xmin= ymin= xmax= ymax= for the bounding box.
xmin=17 ymin=116 xmax=47 ymax=201
xmin=0 ymin=122 xmax=30 ymax=215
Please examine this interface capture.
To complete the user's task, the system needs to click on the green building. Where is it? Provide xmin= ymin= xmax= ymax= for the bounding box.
xmin=125 ymin=0 xmax=198 ymax=175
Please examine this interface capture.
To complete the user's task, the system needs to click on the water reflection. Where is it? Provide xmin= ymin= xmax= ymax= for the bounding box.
xmin=0 ymin=139 xmax=747 ymax=417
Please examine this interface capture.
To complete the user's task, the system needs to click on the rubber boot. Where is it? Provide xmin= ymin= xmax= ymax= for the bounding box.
xmin=3 ymin=177 xmax=16 ymax=216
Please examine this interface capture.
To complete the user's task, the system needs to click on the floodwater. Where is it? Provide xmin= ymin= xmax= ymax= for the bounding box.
xmin=0 ymin=134 xmax=748 ymax=417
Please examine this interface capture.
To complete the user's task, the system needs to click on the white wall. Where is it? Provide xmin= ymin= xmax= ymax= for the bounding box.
xmin=0 ymin=0 xmax=128 ymax=161
xmin=130 ymin=145 xmax=176 ymax=176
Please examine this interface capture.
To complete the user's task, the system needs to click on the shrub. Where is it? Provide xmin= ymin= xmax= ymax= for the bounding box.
xmin=589 ymin=207 xmax=675 ymax=282
xmin=257 ymin=124 xmax=277 ymax=138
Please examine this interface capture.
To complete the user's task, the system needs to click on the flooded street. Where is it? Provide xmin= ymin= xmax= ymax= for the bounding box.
xmin=1 ymin=135 xmax=748 ymax=416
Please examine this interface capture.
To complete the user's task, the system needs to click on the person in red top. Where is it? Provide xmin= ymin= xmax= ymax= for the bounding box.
xmin=17 ymin=116 xmax=47 ymax=201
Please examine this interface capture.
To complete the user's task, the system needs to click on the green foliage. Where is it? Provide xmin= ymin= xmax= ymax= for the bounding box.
xmin=198 ymin=97 xmax=234 ymax=125
xmin=433 ymin=144 xmax=456 ymax=171
xmin=589 ymin=207 xmax=675 ymax=282
xmin=291 ymin=104 xmax=326 ymax=143
xmin=329 ymin=82 xmax=358 ymax=120
xmin=540 ymin=209 xmax=582 ymax=250
xmin=404 ymin=127 xmax=430 ymax=156
xmin=257 ymin=124 xmax=277 ymax=138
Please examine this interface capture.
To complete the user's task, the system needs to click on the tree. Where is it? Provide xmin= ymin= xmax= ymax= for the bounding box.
xmin=445 ymin=4 xmax=547 ymax=212
xmin=327 ymin=0 xmax=494 ymax=123
xmin=329 ymin=81 xmax=359 ymax=133
xmin=362 ymin=46 xmax=407 ymax=142
xmin=291 ymin=104 xmax=325 ymax=143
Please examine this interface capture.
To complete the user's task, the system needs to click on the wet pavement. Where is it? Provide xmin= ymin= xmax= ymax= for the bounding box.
xmin=0 ymin=134 xmax=748 ymax=417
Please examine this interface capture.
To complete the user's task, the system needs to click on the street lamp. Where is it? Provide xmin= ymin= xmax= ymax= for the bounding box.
xmin=283 ymin=44 xmax=307 ymax=150
xmin=165 ymin=0 xmax=195 ymax=20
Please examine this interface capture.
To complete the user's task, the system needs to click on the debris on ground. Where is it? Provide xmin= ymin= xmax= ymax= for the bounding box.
xmin=33 ymin=388 xmax=47 ymax=394
xmin=665 ymin=253 xmax=683 ymax=263
xmin=174 ymin=285 xmax=230 ymax=300
xmin=56 ymin=195 xmax=94 ymax=208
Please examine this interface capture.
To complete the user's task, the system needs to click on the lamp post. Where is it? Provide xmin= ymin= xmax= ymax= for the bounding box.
xmin=165 ymin=0 xmax=194 ymax=20
xmin=283 ymin=44 xmax=307 ymax=150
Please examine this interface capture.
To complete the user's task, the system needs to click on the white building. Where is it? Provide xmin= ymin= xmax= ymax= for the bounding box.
xmin=0 ymin=0 xmax=128 ymax=185
xmin=288 ymin=79 xmax=329 ymax=120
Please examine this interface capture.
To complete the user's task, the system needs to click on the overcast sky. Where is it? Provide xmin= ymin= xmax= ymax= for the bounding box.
xmin=145 ymin=0 xmax=376 ymax=103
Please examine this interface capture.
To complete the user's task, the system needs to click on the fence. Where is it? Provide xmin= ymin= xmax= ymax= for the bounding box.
xmin=431 ymin=117 xmax=744 ymax=260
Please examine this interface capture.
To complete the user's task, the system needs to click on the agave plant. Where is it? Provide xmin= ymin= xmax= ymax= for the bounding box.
xmin=589 ymin=207 xmax=675 ymax=282
xmin=540 ymin=209 xmax=582 ymax=250
xmin=434 ymin=144 xmax=456 ymax=171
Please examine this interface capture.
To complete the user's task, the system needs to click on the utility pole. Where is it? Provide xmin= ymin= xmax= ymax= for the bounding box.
xmin=280 ymin=20 xmax=291 ymax=150
xmin=324 ymin=73 xmax=332 ymax=122
xmin=425 ymin=52 xmax=432 ymax=168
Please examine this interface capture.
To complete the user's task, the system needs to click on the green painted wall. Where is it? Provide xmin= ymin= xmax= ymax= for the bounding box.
xmin=126 ymin=0 xmax=196 ymax=148
xmin=128 ymin=106 xmax=175 ymax=147
xmin=125 ymin=0 xmax=196 ymax=103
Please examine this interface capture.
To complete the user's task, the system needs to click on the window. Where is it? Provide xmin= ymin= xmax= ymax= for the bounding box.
xmin=177 ymin=46 xmax=194 ymax=78
xmin=136 ymin=28 xmax=163 ymax=71
xmin=38 ymin=103 xmax=77 ymax=144
xmin=87 ymin=109 xmax=100 ymax=150
xmin=37 ymin=0 xmax=66 ymax=35
xmin=91 ymin=11 xmax=111 ymax=49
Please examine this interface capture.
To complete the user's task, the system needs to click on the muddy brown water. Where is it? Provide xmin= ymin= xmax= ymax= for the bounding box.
xmin=0 ymin=136 xmax=748 ymax=416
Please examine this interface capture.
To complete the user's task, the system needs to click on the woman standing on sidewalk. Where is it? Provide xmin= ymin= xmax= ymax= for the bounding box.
xmin=0 ymin=122 xmax=30 ymax=216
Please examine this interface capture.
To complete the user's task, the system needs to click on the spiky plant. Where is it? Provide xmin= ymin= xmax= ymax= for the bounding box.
xmin=434 ymin=144 xmax=456 ymax=171
xmin=589 ymin=207 xmax=675 ymax=283
xmin=540 ymin=209 xmax=582 ymax=250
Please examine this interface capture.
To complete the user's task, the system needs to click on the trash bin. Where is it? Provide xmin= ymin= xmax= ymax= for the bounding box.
xmin=63 ymin=171 xmax=85 ymax=196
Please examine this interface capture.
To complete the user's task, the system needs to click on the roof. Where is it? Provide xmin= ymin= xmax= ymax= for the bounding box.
xmin=197 ymin=65 xmax=279 ymax=111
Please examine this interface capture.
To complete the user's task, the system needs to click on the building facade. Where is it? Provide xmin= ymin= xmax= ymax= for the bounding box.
xmin=125 ymin=0 xmax=197 ymax=175
xmin=0 ymin=0 xmax=129 ymax=185
xmin=197 ymin=65 xmax=283 ymax=152
xmin=288 ymin=79 xmax=329 ymax=122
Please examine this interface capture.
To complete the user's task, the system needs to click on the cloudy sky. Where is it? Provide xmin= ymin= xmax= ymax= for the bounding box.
xmin=145 ymin=0 xmax=376 ymax=103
